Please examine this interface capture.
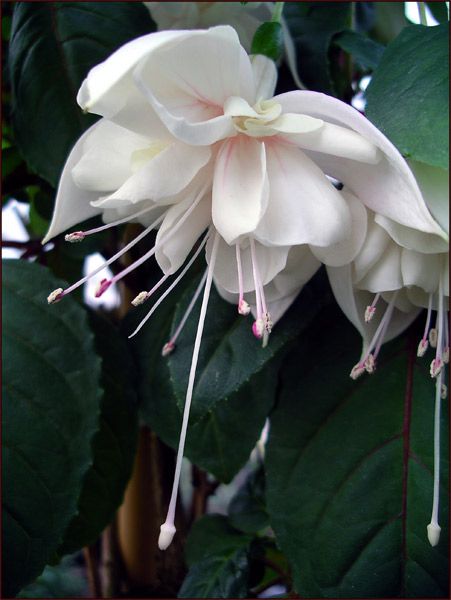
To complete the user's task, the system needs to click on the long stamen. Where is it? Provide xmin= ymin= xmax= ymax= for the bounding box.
xmin=350 ymin=292 xmax=398 ymax=379
xmin=235 ymin=244 xmax=250 ymax=316
xmin=65 ymin=204 xmax=159 ymax=242
xmin=365 ymin=293 xmax=380 ymax=323
xmin=95 ymin=185 xmax=208 ymax=298
xmin=250 ymin=238 xmax=269 ymax=341
xmin=430 ymin=279 xmax=444 ymax=378
xmin=162 ymin=269 xmax=208 ymax=356
xmin=128 ymin=231 xmax=210 ymax=339
xmin=132 ymin=274 xmax=170 ymax=307
xmin=48 ymin=214 xmax=165 ymax=303
xmin=418 ymin=293 xmax=433 ymax=357
xmin=158 ymin=232 xmax=220 ymax=551
xmin=373 ymin=298 xmax=396 ymax=361
xmin=249 ymin=239 xmax=262 ymax=321
xmin=427 ymin=370 xmax=443 ymax=547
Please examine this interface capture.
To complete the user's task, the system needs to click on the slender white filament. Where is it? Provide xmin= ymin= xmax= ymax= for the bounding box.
xmin=128 ymin=231 xmax=209 ymax=339
xmin=250 ymin=238 xmax=263 ymax=319
xmin=109 ymin=185 xmax=207 ymax=287
xmin=159 ymin=231 xmax=220 ymax=547
xmin=61 ymin=214 xmax=165 ymax=296
xmin=235 ymin=244 xmax=245 ymax=303
xmin=83 ymin=204 xmax=160 ymax=236
xmin=422 ymin=293 xmax=434 ymax=341
xmin=362 ymin=291 xmax=398 ymax=364
xmin=428 ymin=369 xmax=442 ymax=546
xmin=435 ymin=278 xmax=444 ymax=364
xmin=167 ymin=269 xmax=208 ymax=347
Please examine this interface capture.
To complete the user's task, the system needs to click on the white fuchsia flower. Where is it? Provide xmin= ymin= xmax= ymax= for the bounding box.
xmin=43 ymin=26 xmax=443 ymax=550
xmin=327 ymin=162 xmax=449 ymax=547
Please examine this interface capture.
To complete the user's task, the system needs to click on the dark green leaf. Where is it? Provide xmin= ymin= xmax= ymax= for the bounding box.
xmin=185 ymin=515 xmax=253 ymax=568
xmin=426 ymin=2 xmax=449 ymax=23
xmin=168 ymin=273 xmax=328 ymax=422
xmin=9 ymin=2 xmax=155 ymax=186
xmin=251 ymin=22 xmax=284 ymax=61
xmin=179 ymin=550 xmax=250 ymax=599
xmin=366 ymin=24 xmax=449 ymax=169
xmin=265 ymin=308 xmax=449 ymax=597
xmin=334 ymin=30 xmax=385 ymax=70
xmin=17 ymin=554 xmax=88 ymax=599
xmin=2 ymin=259 xmax=103 ymax=597
xmin=229 ymin=466 xmax=269 ymax=534
xmin=57 ymin=312 xmax=139 ymax=556
xmin=283 ymin=2 xmax=351 ymax=93
xmin=131 ymin=271 xmax=329 ymax=481
xmin=129 ymin=280 xmax=278 ymax=482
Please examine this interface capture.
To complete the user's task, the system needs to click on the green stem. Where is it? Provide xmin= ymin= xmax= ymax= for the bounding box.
xmin=417 ymin=2 xmax=428 ymax=25
xmin=271 ymin=1 xmax=285 ymax=23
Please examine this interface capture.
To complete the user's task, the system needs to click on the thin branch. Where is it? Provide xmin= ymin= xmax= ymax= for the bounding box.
xmin=83 ymin=544 xmax=103 ymax=598
xmin=190 ymin=465 xmax=220 ymax=523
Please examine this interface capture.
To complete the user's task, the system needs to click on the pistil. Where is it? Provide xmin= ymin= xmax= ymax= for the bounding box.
xmin=158 ymin=232 xmax=220 ymax=551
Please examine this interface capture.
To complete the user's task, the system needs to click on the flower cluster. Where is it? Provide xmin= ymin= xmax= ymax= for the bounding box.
xmin=44 ymin=26 xmax=448 ymax=550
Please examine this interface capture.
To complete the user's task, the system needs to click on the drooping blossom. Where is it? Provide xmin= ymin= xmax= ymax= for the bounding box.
xmin=327 ymin=162 xmax=449 ymax=547
xmin=43 ymin=26 xmax=443 ymax=550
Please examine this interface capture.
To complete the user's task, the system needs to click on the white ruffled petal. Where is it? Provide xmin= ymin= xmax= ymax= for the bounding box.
xmin=71 ymin=120 xmax=150 ymax=192
xmin=270 ymin=113 xmax=323 ymax=134
xmin=408 ymin=160 xmax=449 ymax=236
xmin=353 ymin=215 xmax=391 ymax=283
xmin=356 ymin=241 xmax=403 ymax=293
xmin=401 ymin=249 xmax=444 ymax=294
xmin=77 ymin=29 xmax=191 ymax=116
xmin=250 ymin=54 xmax=278 ymax=101
xmin=310 ymin=189 xmax=368 ymax=267
xmin=375 ymin=214 xmax=448 ymax=254
xmin=274 ymin=91 xmax=446 ymax=238
xmin=255 ymin=143 xmax=351 ymax=247
xmin=155 ymin=194 xmax=211 ymax=274
xmin=134 ymin=26 xmax=255 ymax=145
xmin=283 ymin=121 xmax=380 ymax=164
xmin=92 ymin=142 xmax=211 ymax=208
xmin=42 ymin=123 xmax=104 ymax=244
xmin=212 ymin=138 xmax=268 ymax=245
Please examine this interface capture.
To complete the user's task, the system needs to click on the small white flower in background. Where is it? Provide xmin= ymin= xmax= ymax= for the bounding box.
xmin=144 ymin=1 xmax=305 ymax=89
xmin=144 ymin=1 xmax=272 ymax=52
xmin=328 ymin=162 xmax=449 ymax=548
xmin=43 ymin=25 xmax=444 ymax=551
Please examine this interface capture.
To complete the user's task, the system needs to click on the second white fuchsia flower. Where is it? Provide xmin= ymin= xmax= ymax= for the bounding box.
xmin=43 ymin=25 xmax=447 ymax=550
